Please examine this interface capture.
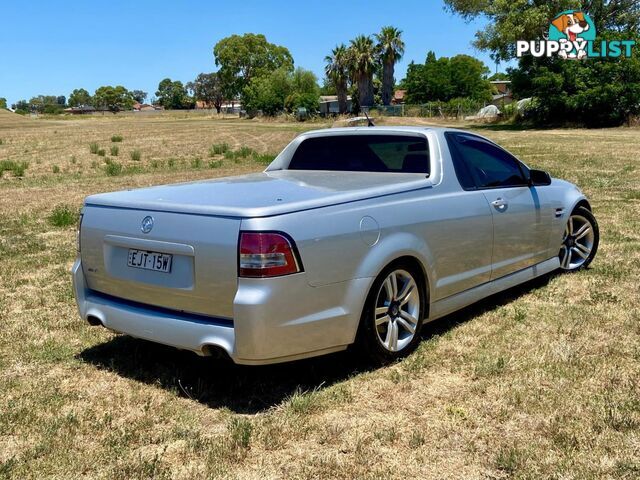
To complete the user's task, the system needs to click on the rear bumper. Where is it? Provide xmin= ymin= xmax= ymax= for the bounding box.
xmin=72 ymin=258 xmax=371 ymax=365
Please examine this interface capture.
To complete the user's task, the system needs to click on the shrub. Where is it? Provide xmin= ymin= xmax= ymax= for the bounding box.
xmin=209 ymin=143 xmax=229 ymax=156
xmin=0 ymin=139 xmax=4 ymax=145
xmin=0 ymin=160 xmax=28 ymax=177
xmin=190 ymin=157 xmax=203 ymax=168
xmin=224 ymin=150 xmax=236 ymax=160
xmin=253 ymin=153 xmax=276 ymax=165
xmin=52 ymin=165 xmax=60 ymax=174
xmin=105 ymin=161 xmax=123 ymax=176
xmin=110 ymin=145 xmax=119 ymax=156
xmin=130 ymin=150 xmax=141 ymax=161
xmin=12 ymin=161 xmax=28 ymax=177
xmin=208 ymin=159 xmax=223 ymax=168
xmin=89 ymin=143 xmax=99 ymax=154
xmin=111 ymin=135 xmax=123 ymax=142
xmin=97 ymin=149 xmax=106 ymax=157
xmin=236 ymin=146 xmax=254 ymax=158
xmin=49 ymin=204 xmax=78 ymax=227
xmin=167 ymin=158 xmax=176 ymax=168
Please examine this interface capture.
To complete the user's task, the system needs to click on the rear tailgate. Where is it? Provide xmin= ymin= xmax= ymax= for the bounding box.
xmin=80 ymin=205 xmax=240 ymax=318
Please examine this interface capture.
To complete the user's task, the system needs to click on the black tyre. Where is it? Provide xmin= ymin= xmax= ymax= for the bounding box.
xmin=559 ymin=206 xmax=599 ymax=272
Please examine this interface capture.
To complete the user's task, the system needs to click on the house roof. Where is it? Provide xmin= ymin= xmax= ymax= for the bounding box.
xmin=319 ymin=95 xmax=352 ymax=103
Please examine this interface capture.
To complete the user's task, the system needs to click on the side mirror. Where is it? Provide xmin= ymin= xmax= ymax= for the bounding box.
xmin=529 ymin=169 xmax=552 ymax=186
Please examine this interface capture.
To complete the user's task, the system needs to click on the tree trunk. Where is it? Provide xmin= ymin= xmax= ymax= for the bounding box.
xmin=337 ymin=79 xmax=347 ymax=114
xmin=382 ymin=60 xmax=394 ymax=106
xmin=357 ymin=76 xmax=368 ymax=108
xmin=358 ymin=74 xmax=374 ymax=108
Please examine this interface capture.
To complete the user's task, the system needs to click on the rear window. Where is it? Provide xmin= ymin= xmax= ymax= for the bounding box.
xmin=288 ymin=134 xmax=430 ymax=174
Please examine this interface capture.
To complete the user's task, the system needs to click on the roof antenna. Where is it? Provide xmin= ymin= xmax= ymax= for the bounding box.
xmin=363 ymin=109 xmax=375 ymax=127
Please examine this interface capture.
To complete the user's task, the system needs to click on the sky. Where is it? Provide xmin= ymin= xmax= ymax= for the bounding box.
xmin=0 ymin=0 xmax=503 ymax=106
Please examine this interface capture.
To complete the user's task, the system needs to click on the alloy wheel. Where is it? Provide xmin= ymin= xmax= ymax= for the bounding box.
xmin=373 ymin=269 xmax=421 ymax=352
xmin=559 ymin=214 xmax=595 ymax=270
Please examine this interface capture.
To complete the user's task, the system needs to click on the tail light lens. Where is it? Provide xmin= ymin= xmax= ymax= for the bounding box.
xmin=76 ymin=213 xmax=84 ymax=252
xmin=239 ymin=232 xmax=301 ymax=278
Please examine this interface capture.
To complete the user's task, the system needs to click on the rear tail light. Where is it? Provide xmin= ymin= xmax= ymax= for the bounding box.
xmin=76 ymin=213 xmax=84 ymax=252
xmin=239 ymin=232 xmax=302 ymax=278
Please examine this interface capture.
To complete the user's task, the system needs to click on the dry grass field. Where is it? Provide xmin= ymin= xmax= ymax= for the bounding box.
xmin=0 ymin=110 xmax=638 ymax=479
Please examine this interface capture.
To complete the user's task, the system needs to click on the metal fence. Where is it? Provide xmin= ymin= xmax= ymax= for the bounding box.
xmin=363 ymin=102 xmax=486 ymax=119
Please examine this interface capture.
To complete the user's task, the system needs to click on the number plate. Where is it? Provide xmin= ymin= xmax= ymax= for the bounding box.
xmin=127 ymin=249 xmax=172 ymax=273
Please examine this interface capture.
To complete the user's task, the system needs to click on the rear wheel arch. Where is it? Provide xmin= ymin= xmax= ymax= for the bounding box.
xmin=354 ymin=256 xmax=430 ymax=363
xmin=381 ymin=255 xmax=430 ymax=315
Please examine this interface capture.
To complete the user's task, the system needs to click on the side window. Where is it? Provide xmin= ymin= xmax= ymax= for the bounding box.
xmin=452 ymin=134 xmax=527 ymax=188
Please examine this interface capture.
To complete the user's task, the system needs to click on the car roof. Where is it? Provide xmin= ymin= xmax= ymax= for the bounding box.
xmin=300 ymin=126 xmax=465 ymax=136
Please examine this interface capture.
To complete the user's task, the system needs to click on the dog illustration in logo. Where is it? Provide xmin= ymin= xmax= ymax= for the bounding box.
xmin=552 ymin=11 xmax=590 ymax=59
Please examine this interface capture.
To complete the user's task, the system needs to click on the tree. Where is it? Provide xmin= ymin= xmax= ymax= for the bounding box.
xmin=68 ymin=88 xmax=92 ymax=107
xmin=0 ymin=98 xmax=6 ymax=109
xmin=324 ymin=44 xmax=350 ymax=114
xmin=28 ymin=95 xmax=62 ymax=114
xmin=12 ymin=100 xmax=29 ymax=114
xmin=56 ymin=96 xmax=66 ymax=106
xmin=93 ymin=86 xmax=134 ymax=113
xmin=349 ymin=35 xmax=377 ymax=108
xmin=286 ymin=68 xmax=320 ymax=113
xmin=242 ymin=67 xmax=320 ymax=116
xmin=155 ymin=79 xmax=192 ymax=109
xmin=131 ymin=90 xmax=147 ymax=103
xmin=489 ymin=72 xmax=510 ymax=81
xmin=449 ymin=55 xmax=492 ymax=100
xmin=444 ymin=0 xmax=639 ymax=62
xmin=403 ymin=52 xmax=492 ymax=103
xmin=213 ymin=34 xmax=294 ymax=99
xmin=188 ymin=73 xmax=224 ymax=113
xmin=445 ymin=0 xmax=640 ymax=126
xmin=242 ymin=69 xmax=292 ymax=116
xmin=510 ymin=31 xmax=640 ymax=126
xmin=375 ymin=26 xmax=405 ymax=106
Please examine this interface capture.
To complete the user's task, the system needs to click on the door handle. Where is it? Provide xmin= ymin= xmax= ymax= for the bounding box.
xmin=491 ymin=198 xmax=508 ymax=209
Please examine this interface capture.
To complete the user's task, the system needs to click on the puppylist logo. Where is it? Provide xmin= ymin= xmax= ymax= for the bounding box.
xmin=517 ymin=10 xmax=635 ymax=59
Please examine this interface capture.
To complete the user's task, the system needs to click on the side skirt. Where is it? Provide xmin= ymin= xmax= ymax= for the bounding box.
xmin=428 ymin=257 xmax=560 ymax=322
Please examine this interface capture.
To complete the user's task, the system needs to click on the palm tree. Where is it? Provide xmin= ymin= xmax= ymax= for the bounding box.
xmin=375 ymin=26 xmax=405 ymax=106
xmin=324 ymin=44 xmax=350 ymax=114
xmin=349 ymin=35 xmax=377 ymax=108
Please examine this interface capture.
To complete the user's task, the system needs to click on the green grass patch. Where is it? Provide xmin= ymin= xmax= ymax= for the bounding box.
xmin=0 ymin=159 xmax=28 ymax=177
xmin=104 ymin=160 xmax=123 ymax=176
xmin=253 ymin=153 xmax=276 ymax=165
xmin=52 ymin=165 xmax=60 ymax=174
xmin=130 ymin=149 xmax=142 ymax=161
xmin=208 ymin=159 xmax=223 ymax=169
xmin=111 ymin=135 xmax=123 ymax=142
xmin=49 ymin=204 xmax=79 ymax=227
xmin=97 ymin=149 xmax=106 ymax=157
xmin=89 ymin=142 xmax=99 ymax=154
xmin=209 ymin=143 xmax=229 ymax=156
xmin=236 ymin=146 xmax=255 ymax=158
xmin=110 ymin=145 xmax=119 ymax=156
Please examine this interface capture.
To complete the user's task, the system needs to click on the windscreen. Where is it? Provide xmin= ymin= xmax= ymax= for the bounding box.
xmin=288 ymin=134 xmax=430 ymax=174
